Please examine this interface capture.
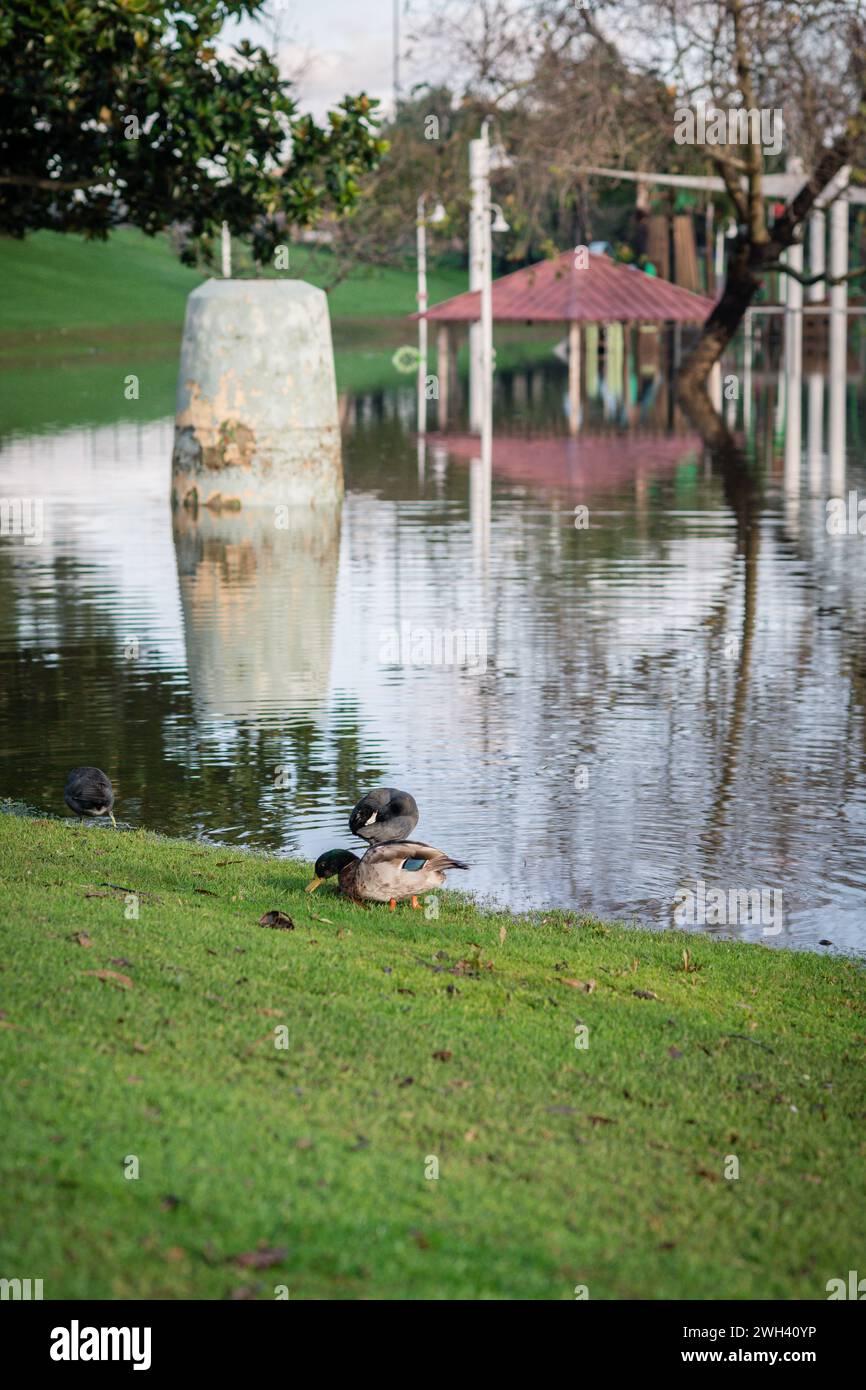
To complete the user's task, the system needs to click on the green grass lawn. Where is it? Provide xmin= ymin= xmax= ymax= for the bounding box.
xmin=1 ymin=812 xmax=864 ymax=1300
xmin=0 ymin=228 xmax=466 ymax=341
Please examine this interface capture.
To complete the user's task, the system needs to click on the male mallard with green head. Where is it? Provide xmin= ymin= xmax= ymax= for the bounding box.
xmin=307 ymin=841 xmax=468 ymax=909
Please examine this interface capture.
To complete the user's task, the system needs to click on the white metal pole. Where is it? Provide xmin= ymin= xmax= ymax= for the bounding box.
xmin=469 ymin=126 xmax=489 ymax=432
xmin=416 ymin=194 xmax=428 ymax=440
xmin=785 ymin=239 xmax=803 ymax=380
xmin=829 ymin=173 xmax=850 ymax=493
xmin=221 ymin=221 xmax=231 ymax=278
xmin=808 ymin=210 xmax=826 ymax=303
xmin=480 ymin=198 xmax=493 ymax=504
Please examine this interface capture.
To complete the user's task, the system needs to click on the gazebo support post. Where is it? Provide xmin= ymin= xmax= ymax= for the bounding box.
xmin=622 ymin=323 xmax=629 ymax=411
xmin=568 ymin=321 xmax=581 ymax=435
xmin=437 ymin=325 xmax=451 ymax=427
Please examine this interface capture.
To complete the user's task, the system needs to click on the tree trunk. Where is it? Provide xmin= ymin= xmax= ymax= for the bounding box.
xmin=676 ymin=237 xmax=764 ymax=447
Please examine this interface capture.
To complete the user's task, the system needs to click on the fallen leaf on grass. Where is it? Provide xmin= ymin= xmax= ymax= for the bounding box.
xmin=258 ymin=911 xmax=294 ymax=930
xmin=558 ymin=977 xmax=596 ymax=992
xmin=587 ymin=1114 xmax=616 ymax=1126
xmin=194 ymin=887 xmax=217 ymax=897
xmin=258 ymin=1008 xmax=284 ymax=1018
xmin=70 ymin=932 xmax=93 ymax=947
xmin=432 ymin=1049 xmax=453 ymax=1062
xmin=310 ymin=913 xmax=334 ymax=925
xmin=233 ymin=1247 xmax=288 ymax=1270
xmin=85 ymin=969 xmax=133 ymax=990
xmin=695 ymin=1168 xmax=721 ymax=1183
xmin=633 ymin=989 xmax=659 ymax=1000
xmin=668 ymin=1046 xmax=683 ymax=1059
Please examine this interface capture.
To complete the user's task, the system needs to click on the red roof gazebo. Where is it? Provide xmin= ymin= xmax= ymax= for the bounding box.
xmin=419 ymin=250 xmax=714 ymax=325
xmin=416 ymin=251 xmax=713 ymax=435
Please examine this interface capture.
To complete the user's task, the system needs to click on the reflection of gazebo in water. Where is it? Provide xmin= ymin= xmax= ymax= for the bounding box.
xmin=429 ymin=430 xmax=702 ymax=498
xmin=418 ymin=250 xmax=714 ymax=433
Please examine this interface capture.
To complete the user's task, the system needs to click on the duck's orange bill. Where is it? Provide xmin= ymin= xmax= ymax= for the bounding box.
xmin=305 ymin=877 xmax=324 ymax=893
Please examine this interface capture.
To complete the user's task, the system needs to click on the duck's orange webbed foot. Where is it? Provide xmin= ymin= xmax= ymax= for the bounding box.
xmin=410 ymin=895 xmax=421 ymax=910
xmin=388 ymin=898 xmax=397 ymax=911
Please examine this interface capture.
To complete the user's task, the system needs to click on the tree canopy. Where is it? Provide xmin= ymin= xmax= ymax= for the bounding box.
xmin=0 ymin=0 xmax=387 ymax=263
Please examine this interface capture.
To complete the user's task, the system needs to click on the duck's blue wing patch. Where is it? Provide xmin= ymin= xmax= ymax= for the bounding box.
xmin=401 ymin=857 xmax=427 ymax=871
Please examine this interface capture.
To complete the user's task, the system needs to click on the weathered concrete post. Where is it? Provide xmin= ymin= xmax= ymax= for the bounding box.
xmin=171 ymin=279 xmax=342 ymax=511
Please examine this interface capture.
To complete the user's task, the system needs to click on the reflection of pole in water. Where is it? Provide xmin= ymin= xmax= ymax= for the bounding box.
xmin=470 ymin=453 xmax=490 ymax=571
xmin=783 ymin=380 xmax=802 ymax=532
xmin=807 ymin=373 xmax=824 ymax=494
xmin=173 ymin=504 xmax=341 ymax=720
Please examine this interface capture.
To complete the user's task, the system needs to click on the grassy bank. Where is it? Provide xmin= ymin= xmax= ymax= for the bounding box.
xmin=1 ymin=813 xmax=864 ymax=1300
xmin=0 ymin=228 xmax=466 ymax=344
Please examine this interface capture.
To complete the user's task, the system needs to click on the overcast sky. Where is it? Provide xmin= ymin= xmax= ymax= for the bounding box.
xmin=227 ymin=0 xmax=440 ymax=120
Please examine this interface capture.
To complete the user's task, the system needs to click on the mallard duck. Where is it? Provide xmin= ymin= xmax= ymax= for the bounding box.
xmin=64 ymin=767 xmax=116 ymax=827
xmin=306 ymin=841 xmax=468 ymax=909
xmin=348 ymin=787 xmax=419 ymax=844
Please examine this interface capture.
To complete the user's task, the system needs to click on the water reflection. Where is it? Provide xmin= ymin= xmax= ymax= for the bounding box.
xmin=1 ymin=345 xmax=865 ymax=951
xmin=173 ymin=504 xmax=340 ymax=720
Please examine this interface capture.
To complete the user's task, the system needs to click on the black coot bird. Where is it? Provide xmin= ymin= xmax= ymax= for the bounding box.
xmin=64 ymin=767 xmax=116 ymax=828
xmin=348 ymin=787 xmax=418 ymax=845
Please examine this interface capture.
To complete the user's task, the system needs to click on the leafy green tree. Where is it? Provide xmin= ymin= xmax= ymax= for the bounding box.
xmin=0 ymin=0 xmax=386 ymax=264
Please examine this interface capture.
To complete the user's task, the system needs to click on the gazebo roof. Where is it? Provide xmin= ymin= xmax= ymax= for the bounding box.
xmin=419 ymin=250 xmax=714 ymax=324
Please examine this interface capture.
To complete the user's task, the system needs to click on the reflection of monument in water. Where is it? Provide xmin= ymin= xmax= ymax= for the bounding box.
xmin=173 ymin=504 xmax=341 ymax=719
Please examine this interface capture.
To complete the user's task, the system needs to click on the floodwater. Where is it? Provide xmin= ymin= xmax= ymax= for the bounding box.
xmin=2 ymin=324 xmax=866 ymax=952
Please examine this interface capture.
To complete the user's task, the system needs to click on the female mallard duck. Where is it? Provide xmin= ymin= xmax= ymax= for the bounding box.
xmin=64 ymin=767 xmax=116 ymax=827
xmin=348 ymin=787 xmax=419 ymax=845
xmin=307 ymin=841 xmax=468 ymax=909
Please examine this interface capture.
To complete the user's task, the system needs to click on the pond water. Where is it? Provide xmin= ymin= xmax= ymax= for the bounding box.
xmin=2 ymin=335 xmax=866 ymax=952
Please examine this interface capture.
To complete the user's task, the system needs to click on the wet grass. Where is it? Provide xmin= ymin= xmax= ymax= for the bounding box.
xmin=1 ymin=812 xmax=864 ymax=1299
